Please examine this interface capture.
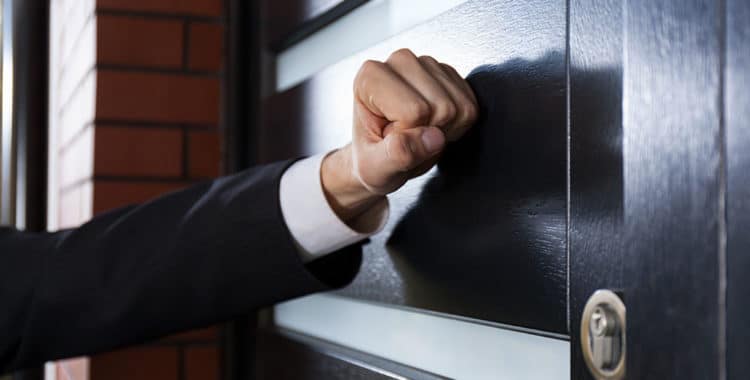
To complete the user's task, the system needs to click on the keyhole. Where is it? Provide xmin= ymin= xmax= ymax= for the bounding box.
xmin=591 ymin=307 xmax=607 ymax=336
xmin=581 ymin=290 xmax=626 ymax=379
xmin=590 ymin=306 xmax=616 ymax=337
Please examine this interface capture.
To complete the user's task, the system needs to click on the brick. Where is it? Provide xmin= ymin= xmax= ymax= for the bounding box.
xmin=94 ymin=126 xmax=183 ymax=177
xmin=90 ymin=347 xmax=178 ymax=380
xmin=162 ymin=326 xmax=218 ymax=342
xmin=96 ymin=70 xmax=220 ymax=124
xmin=97 ymin=0 xmax=222 ymax=17
xmin=188 ymin=22 xmax=223 ymax=71
xmin=93 ymin=180 xmax=190 ymax=214
xmin=187 ymin=130 xmax=220 ymax=178
xmin=184 ymin=346 xmax=219 ymax=380
xmin=98 ymin=15 xmax=183 ymax=68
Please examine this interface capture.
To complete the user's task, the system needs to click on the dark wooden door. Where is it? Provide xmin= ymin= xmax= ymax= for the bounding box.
xmin=261 ymin=0 xmax=568 ymax=335
xmin=569 ymin=0 xmax=744 ymax=378
xmin=224 ymin=0 xmax=750 ymax=378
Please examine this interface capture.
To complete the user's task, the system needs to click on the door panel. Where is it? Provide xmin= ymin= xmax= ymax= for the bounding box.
xmin=568 ymin=1 xmax=623 ymax=378
xmin=726 ymin=0 xmax=750 ymax=377
xmin=261 ymin=0 xmax=568 ymax=334
xmin=621 ymin=1 xmax=722 ymax=377
xmin=570 ymin=0 xmax=726 ymax=378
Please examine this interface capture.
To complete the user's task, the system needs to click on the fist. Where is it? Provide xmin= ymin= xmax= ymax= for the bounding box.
xmin=321 ymin=49 xmax=478 ymax=222
xmin=351 ymin=49 xmax=478 ymax=195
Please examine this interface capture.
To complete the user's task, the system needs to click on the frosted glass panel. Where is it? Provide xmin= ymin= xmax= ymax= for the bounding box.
xmin=276 ymin=0 xmax=468 ymax=92
xmin=276 ymin=294 xmax=570 ymax=380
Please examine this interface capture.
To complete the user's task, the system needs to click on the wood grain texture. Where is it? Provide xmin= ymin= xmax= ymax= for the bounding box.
xmin=255 ymin=329 xmax=447 ymax=380
xmin=622 ymin=0 xmax=722 ymax=378
xmin=726 ymin=0 xmax=750 ymax=377
xmin=262 ymin=0 xmax=568 ymax=333
xmin=568 ymin=1 xmax=623 ymax=378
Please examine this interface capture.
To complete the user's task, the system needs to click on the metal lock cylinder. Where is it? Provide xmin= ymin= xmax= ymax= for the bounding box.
xmin=581 ymin=289 xmax=626 ymax=380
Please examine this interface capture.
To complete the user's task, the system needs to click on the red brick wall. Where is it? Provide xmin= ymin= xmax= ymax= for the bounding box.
xmin=48 ymin=0 xmax=225 ymax=379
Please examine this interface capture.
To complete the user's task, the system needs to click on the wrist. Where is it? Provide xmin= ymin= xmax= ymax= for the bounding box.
xmin=321 ymin=145 xmax=384 ymax=223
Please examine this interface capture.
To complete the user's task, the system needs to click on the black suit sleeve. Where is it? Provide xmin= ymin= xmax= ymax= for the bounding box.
xmin=0 ymin=159 xmax=362 ymax=373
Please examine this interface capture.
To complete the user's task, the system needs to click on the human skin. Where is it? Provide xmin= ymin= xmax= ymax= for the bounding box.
xmin=320 ymin=48 xmax=479 ymax=223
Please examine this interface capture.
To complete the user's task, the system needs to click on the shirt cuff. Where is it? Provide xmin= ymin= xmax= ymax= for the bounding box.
xmin=279 ymin=152 xmax=390 ymax=263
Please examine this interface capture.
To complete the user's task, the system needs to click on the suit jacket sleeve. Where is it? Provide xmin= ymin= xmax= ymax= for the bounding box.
xmin=0 ymin=159 xmax=362 ymax=373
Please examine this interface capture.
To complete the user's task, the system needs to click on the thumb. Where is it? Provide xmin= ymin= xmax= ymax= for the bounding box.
xmin=379 ymin=126 xmax=445 ymax=173
xmin=354 ymin=126 xmax=445 ymax=194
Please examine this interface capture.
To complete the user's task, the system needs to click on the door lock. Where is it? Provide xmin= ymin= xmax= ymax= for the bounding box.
xmin=581 ymin=290 xmax=626 ymax=379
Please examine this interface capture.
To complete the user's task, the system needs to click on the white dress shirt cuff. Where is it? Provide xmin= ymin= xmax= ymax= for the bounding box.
xmin=279 ymin=152 xmax=390 ymax=263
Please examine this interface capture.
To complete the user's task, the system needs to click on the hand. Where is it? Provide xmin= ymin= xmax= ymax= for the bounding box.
xmin=322 ymin=48 xmax=478 ymax=223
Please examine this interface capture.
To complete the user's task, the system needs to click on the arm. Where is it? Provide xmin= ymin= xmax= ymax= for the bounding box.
xmin=0 ymin=48 xmax=478 ymax=373
xmin=0 ymin=161 xmax=360 ymax=372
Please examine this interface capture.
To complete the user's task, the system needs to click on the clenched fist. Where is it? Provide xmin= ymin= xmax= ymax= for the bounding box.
xmin=321 ymin=48 xmax=479 ymax=223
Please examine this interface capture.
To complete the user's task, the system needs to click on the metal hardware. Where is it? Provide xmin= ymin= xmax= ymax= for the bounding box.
xmin=581 ymin=290 xmax=626 ymax=379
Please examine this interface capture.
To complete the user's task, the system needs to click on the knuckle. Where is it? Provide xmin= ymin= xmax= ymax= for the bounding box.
xmin=357 ymin=60 xmax=383 ymax=78
xmin=357 ymin=60 xmax=384 ymax=79
xmin=440 ymin=62 xmax=458 ymax=74
xmin=433 ymin=101 xmax=457 ymax=125
xmin=355 ymin=60 xmax=383 ymax=92
xmin=440 ymin=63 xmax=462 ymax=79
xmin=422 ymin=57 xmax=450 ymax=78
xmin=406 ymin=100 xmax=431 ymax=124
xmin=462 ymin=101 xmax=479 ymax=123
xmin=388 ymin=48 xmax=417 ymax=64
xmin=418 ymin=55 xmax=439 ymax=66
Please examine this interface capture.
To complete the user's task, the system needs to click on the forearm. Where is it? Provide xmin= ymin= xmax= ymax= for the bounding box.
xmin=0 ymin=160 xmax=361 ymax=373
